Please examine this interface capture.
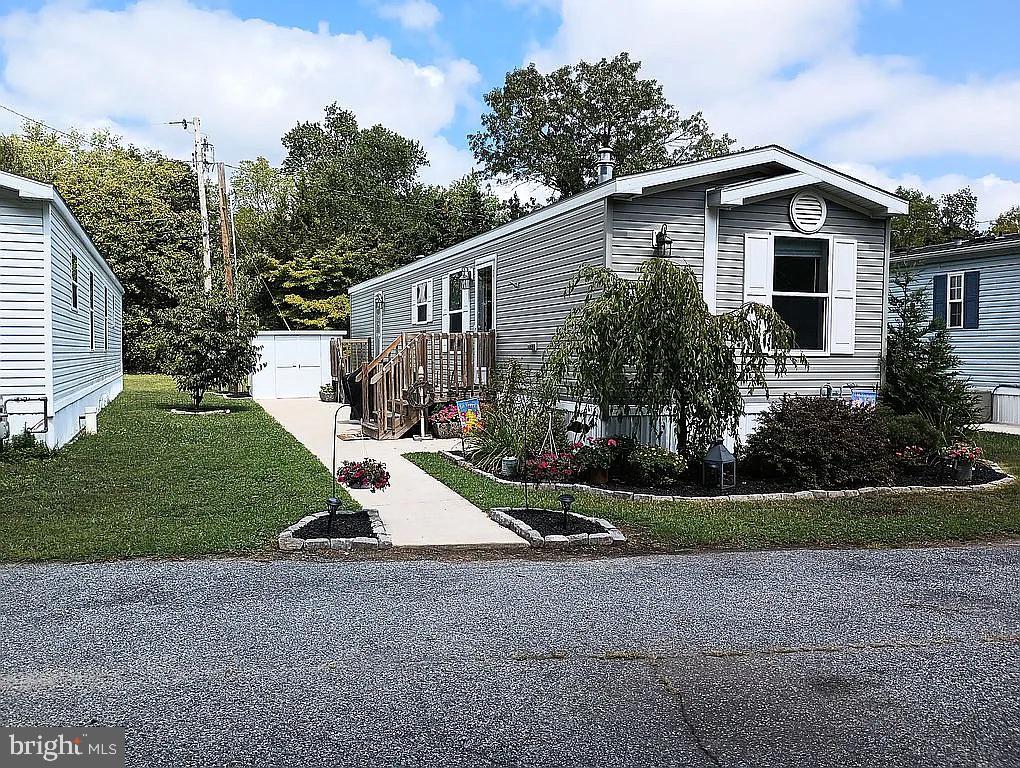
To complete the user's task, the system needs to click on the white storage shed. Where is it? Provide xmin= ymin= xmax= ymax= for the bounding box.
xmin=250 ymin=330 xmax=347 ymax=399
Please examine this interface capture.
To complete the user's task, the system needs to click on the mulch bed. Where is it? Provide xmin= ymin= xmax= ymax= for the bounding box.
xmin=511 ymin=509 xmax=604 ymax=537
xmin=446 ymin=450 xmax=1010 ymax=499
xmin=293 ymin=512 xmax=374 ymax=540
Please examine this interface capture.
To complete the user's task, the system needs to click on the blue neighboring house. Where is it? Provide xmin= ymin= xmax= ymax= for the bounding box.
xmin=891 ymin=233 xmax=1020 ymax=425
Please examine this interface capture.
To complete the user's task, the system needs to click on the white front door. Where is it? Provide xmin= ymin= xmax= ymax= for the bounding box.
xmin=275 ymin=336 xmax=321 ymax=398
xmin=443 ymin=272 xmax=470 ymax=333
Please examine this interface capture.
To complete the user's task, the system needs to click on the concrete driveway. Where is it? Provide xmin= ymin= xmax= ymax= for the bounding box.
xmin=258 ymin=397 xmax=526 ymax=549
xmin=3 ymin=545 xmax=1020 ymax=767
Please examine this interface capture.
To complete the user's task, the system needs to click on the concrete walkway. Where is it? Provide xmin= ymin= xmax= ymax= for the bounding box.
xmin=978 ymin=422 xmax=1020 ymax=436
xmin=258 ymin=397 xmax=527 ymax=549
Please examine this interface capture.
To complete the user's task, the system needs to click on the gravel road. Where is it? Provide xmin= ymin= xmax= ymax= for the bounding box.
xmin=2 ymin=545 xmax=1019 ymax=767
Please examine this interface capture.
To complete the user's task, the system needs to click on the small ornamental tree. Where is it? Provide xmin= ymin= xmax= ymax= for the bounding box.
xmin=545 ymin=259 xmax=803 ymax=458
xmin=164 ymin=290 xmax=263 ymax=409
xmin=882 ymin=267 xmax=978 ymax=442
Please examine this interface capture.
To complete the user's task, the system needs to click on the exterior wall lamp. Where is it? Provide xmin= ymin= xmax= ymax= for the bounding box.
xmin=373 ymin=292 xmax=385 ymax=310
xmin=652 ymin=224 xmax=673 ymax=257
xmin=454 ymin=267 xmax=473 ymax=287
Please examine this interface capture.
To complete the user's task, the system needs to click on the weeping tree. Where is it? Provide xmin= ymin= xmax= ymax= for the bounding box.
xmin=545 ymin=259 xmax=804 ymax=458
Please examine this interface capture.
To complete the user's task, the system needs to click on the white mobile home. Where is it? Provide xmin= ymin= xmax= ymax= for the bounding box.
xmin=0 ymin=171 xmax=124 ymax=449
xmin=349 ymin=146 xmax=908 ymax=440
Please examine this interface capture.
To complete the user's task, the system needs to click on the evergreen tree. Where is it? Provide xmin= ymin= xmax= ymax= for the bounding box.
xmin=881 ymin=268 xmax=978 ymax=441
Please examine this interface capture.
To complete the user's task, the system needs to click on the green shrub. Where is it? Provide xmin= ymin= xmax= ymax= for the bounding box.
xmin=876 ymin=408 xmax=941 ymax=454
xmin=743 ymin=397 xmax=894 ymax=489
xmin=0 ymin=427 xmax=51 ymax=462
xmin=621 ymin=445 xmax=687 ymax=488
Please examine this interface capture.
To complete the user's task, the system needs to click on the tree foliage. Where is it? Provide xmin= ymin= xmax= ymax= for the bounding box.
xmin=881 ymin=267 xmax=978 ymax=442
xmin=545 ymin=259 xmax=803 ymax=457
xmin=891 ymin=185 xmax=979 ymax=251
xmin=164 ymin=289 xmax=262 ymax=408
xmin=232 ymin=104 xmax=516 ymax=330
xmin=0 ymin=124 xmax=207 ymax=371
xmin=990 ymin=205 xmax=1020 ymax=236
xmin=469 ymin=52 xmax=733 ymax=198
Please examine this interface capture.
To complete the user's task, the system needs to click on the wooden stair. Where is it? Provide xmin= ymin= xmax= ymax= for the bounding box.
xmin=356 ymin=330 xmax=496 ymax=439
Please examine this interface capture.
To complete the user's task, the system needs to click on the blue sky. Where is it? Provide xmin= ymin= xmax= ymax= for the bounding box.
xmin=1 ymin=0 xmax=1019 ymax=219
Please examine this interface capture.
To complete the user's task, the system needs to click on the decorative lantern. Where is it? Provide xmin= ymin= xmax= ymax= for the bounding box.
xmin=652 ymin=224 xmax=673 ymax=257
xmin=325 ymin=496 xmax=342 ymax=537
xmin=454 ymin=266 xmax=473 ymax=287
xmin=702 ymin=439 xmax=736 ymax=490
xmin=558 ymin=493 xmax=575 ymax=530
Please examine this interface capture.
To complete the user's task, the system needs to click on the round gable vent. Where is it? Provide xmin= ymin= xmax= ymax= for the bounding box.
xmin=790 ymin=190 xmax=827 ymax=234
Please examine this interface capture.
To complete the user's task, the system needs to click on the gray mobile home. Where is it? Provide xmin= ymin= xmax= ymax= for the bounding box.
xmin=892 ymin=235 xmax=1020 ymax=425
xmin=349 ymin=146 xmax=907 ymax=440
xmin=0 ymin=171 xmax=125 ymax=449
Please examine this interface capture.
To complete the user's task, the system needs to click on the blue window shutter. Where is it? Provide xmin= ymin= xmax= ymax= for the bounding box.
xmin=932 ymin=274 xmax=948 ymax=325
xmin=963 ymin=270 xmax=980 ymax=329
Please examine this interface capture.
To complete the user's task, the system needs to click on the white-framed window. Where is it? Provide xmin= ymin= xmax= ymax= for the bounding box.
xmin=771 ymin=236 xmax=830 ymax=351
xmin=443 ymin=270 xmax=470 ymax=333
xmin=948 ymin=272 xmax=964 ymax=329
xmin=410 ymin=279 xmax=432 ymax=325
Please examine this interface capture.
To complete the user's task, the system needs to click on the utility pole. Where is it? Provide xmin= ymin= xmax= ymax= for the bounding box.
xmin=216 ymin=162 xmax=235 ymax=300
xmin=171 ymin=116 xmax=213 ymax=292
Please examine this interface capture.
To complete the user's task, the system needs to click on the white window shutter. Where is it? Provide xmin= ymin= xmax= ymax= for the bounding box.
xmin=426 ymin=280 xmax=433 ymax=323
xmin=743 ymin=232 xmax=772 ymax=304
xmin=410 ymin=284 xmax=417 ymax=324
xmin=829 ymin=238 xmax=857 ymax=355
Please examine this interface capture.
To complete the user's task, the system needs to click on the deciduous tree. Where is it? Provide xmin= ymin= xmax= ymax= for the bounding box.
xmin=469 ymin=53 xmax=733 ymax=198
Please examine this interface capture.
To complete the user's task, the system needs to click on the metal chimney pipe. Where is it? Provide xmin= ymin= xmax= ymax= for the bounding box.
xmin=597 ymin=146 xmax=615 ymax=184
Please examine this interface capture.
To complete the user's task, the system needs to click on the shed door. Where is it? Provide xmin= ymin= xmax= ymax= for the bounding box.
xmin=275 ymin=337 xmax=321 ymax=398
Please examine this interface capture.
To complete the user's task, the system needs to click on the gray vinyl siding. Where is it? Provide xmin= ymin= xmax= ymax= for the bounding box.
xmin=610 ymin=185 xmax=707 ymax=283
xmin=349 ymin=200 xmax=607 ymax=362
xmin=899 ymin=252 xmax=1020 ymax=390
xmin=718 ymin=195 xmax=888 ymax=401
xmin=49 ymin=206 xmax=123 ymax=408
xmin=0 ymin=191 xmax=47 ymax=400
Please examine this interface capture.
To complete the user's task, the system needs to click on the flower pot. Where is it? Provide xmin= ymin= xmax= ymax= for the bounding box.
xmin=585 ymin=467 xmax=610 ymax=486
xmin=500 ymin=456 xmax=519 ymax=478
xmin=955 ymin=461 xmax=974 ymax=483
xmin=319 ymin=390 xmax=336 ymax=403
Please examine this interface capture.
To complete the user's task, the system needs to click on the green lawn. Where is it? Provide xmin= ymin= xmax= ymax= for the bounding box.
xmin=0 ymin=375 xmax=351 ymax=562
xmin=406 ymin=432 xmax=1020 ymax=551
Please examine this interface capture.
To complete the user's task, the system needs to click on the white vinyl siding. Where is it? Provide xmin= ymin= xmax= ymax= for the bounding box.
xmin=0 ymin=192 xmax=47 ymax=402
xmin=49 ymin=206 xmax=123 ymax=409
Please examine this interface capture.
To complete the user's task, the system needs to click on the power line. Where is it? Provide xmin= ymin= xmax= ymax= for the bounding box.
xmin=0 ymin=102 xmax=84 ymax=143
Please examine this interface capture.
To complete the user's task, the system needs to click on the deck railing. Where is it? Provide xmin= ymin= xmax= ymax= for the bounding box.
xmin=358 ymin=330 xmax=496 ymax=439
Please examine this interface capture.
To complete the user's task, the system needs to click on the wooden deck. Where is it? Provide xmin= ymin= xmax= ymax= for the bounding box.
xmin=352 ymin=331 xmax=496 ymax=439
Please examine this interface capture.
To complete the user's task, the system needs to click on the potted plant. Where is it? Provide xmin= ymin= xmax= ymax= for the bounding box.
xmin=319 ymin=382 xmax=337 ymax=403
xmin=946 ymin=442 xmax=982 ymax=483
xmin=572 ymin=437 xmax=616 ymax=485
xmin=337 ymin=458 xmax=391 ymax=492
xmin=430 ymin=404 xmax=461 ymax=439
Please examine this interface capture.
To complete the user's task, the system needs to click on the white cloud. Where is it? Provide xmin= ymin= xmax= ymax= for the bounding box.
xmin=836 ymin=162 xmax=1020 ymax=224
xmin=529 ymin=0 xmax=1020 ymax=216
xmin=377 ymin=0 xmax=442 ymax=31
xmin=0 ymin=0 xmax=476 ymax=180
